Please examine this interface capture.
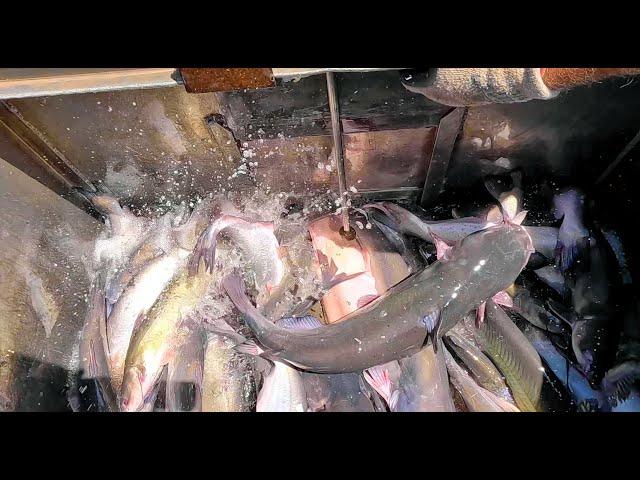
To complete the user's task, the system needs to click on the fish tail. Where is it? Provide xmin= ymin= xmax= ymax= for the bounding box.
xmin=363 ymin=365 xmax=393 ymax=408
xmin=222 ymin=274 xmax=278 ymax=342
xmin=189 ymin=224 xmax=217 ymax=276
xmin=603 ymin=361 xmax=640 ymax=406
xmin=554 ymin=234 xmax=588 ymax=273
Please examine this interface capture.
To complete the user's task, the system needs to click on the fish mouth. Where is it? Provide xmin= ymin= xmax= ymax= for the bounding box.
xmin=603 ymin=361 xmax=640 ymax=406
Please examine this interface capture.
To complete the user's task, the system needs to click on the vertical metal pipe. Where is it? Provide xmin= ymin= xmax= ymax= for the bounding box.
xmin=325 ymin=72 xmax=352 ymax=236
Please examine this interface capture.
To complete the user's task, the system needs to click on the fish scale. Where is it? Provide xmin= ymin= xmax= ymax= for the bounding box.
xmin=473 ymin=303 xmax=543 ymax=412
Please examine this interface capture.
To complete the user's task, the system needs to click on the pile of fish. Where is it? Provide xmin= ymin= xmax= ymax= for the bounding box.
xmin=71 ymin=171 xmax=640 ymax=412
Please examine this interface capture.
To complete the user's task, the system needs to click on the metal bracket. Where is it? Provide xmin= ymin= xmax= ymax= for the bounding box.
xmin=420 ymin=107 xmax=467 ymax=208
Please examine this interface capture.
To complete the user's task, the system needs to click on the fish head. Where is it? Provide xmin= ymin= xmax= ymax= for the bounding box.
xmin=120 ymin=366 xmax=146 ymax=412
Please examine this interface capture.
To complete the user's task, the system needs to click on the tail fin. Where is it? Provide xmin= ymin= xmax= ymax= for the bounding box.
xmin=484 ymin=172 xmax=526 ymax=225
xmin=222 ymin=274 xmax=254 ymax=315
xmin=363 ymin=365 xmax=394 ymax=409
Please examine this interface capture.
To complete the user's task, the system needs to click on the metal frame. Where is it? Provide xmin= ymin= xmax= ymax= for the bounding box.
xmin=420 ymin=107 xmax=467 ymax=208
xmin=0 ymin=100 xmax=97 ymax=213
xmin=0 ymin=68 xmax=181 ymax=100
xmin=0 ymin=68 xmax=401 ymax=100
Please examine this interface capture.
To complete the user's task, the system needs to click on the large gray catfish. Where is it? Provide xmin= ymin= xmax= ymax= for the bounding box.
xmin=365 ymin=201 xmax=556 ymax=264
xmin=223 ymin=221 xmax=533 ymax=374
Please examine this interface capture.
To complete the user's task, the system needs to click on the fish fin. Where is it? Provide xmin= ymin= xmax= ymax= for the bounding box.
xmin=105 ymin=299 xmax=114 ymax=319
xmin=484 ymin=176 xmax=507 ymax=202
xmin=323 ymin=271 xmax=367 ymax=291
xmin=602 ymin=361 xmax=640 ymax=406
xmin=189 ymin=224 xmax=218 ymax=276
xmin=288 ymin=296 xmax=318 ymax=318
xmin=363 ymin=366 xmax=393 ymax=408
xmin=389 ymin=389 xmax=400 ymax=411
xmin=88 ymin=339 xmax=98 ymax=378
xmin=275 ymin=315 xmax=323 ymax=330
xmin=451 ymin=208 xmax=462 ymax=219
xmin=361 ymin=202 xmax=394 ymax=218
xmin=203 ymin=317 xmax=248 ymax=345
xmin=486 ymin=205 xmax=504 ymax=225
xmin=432 ymin=232 xmax=453 ymax=262
xmin=510 ymin=210 xmax=527 ymax=226
xmin=485 ymin=389 xmax=521 ymax=412
xmin=555 ymin=231 xmax=588 ymax=273
xmin=234 ymin=340 xmax=264 ymax=356
xmin=315 ymin=250 xmax=330 ymax=269
xmin=546 ymin=298 xmax=575 ymax=327
xmin=418 ymin=244 xmax=434 ymax=263
xmin=476 ymin=302 xmax=487 ymax=328
xmin=484 ymin=172 xmax=524 ymax=222
xmin=602 ymin=229 xmax=633 ymax=284
xmin=421 ymin=310 xmax=441 ymax=352
xmin=576 ymin=399 xmax=600 ymax=412
xmin=357 ymin=294 xmax=379 ymax=309
xmin=361 ymin=202 xmax=402 ymax=230
xmin=132 ymin=311 xmax=147 ymax=336
xmin=222 ymin=273 xmax=253 ymax=315
xmin=492 ymin=291 xmax=513 ymax=309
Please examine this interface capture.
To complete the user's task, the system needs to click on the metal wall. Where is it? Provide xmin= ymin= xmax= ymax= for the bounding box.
xmin=0 ymin=160 xmax=101 ymax=411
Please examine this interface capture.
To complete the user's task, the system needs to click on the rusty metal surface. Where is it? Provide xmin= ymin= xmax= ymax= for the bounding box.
xmin=179 ymin=68 xmax=275 ymax=94
xmin=344 ymin=127 xmax=436 ymax=191
xmin=420 ymin=107 xmax=466 ymax=207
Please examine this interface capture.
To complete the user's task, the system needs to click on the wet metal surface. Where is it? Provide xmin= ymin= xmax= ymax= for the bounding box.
xmin=7 ymin=87 xmax=239 ymax=209
xmin=0 ymin=159 xmax=100 ymax=411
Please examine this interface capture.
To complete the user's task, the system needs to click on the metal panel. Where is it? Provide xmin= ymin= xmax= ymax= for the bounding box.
xmin=179 ymin=68 xmax=275 ymax=93
xmin=219 ymin=70 xmax=450 ymax=140
xmin=345 ymin=127 xmax=436 ymax=191
xmin=420 ymin=107 xmax=466 ymax=207
xmin=0 ymin=159 xmax=100 ymax=411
